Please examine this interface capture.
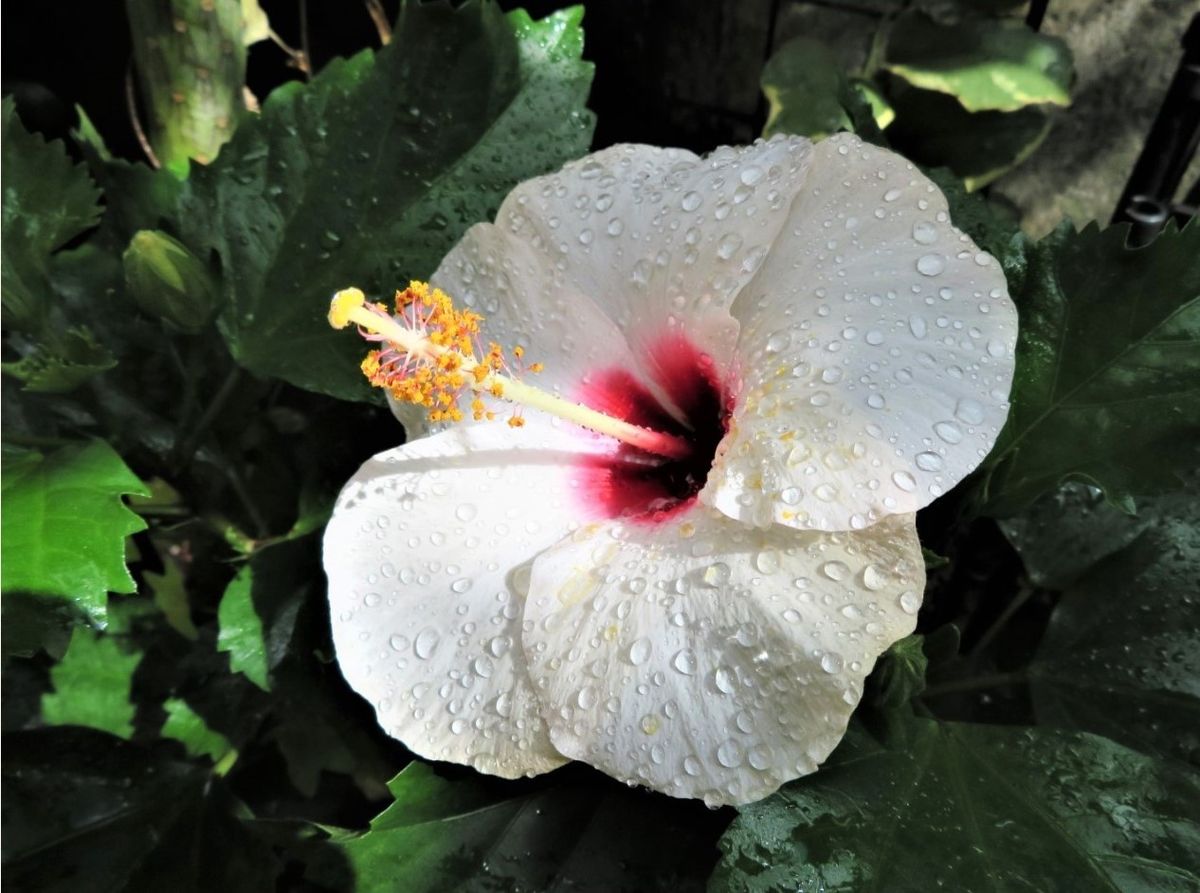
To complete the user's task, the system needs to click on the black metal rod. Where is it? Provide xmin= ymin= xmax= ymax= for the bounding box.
xmin=1113 ymin=13 xmax=1200 ymax=229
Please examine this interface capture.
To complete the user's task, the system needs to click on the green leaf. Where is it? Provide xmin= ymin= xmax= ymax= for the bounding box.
xmin=1 ymin=442 xmax=149 ymax=622
xmin=888 ymin=85 xmax=1051 ymax=190
xmin=217 ymin=565 xmax=270 ymax=691
xmin=171 ymin=2 xmax=595 ymax=401
xmin=2 ymin=727 xmax=278 ymax=893
xmin=41 ymin=629 xmax=141 ymax=738
xmin=1025 ymin=480 xmax=1200 ymax=766
xmin=0 ymin=327 xmax=117 ymax=393
xmin=869 ymin=634 xmax=928 ymax=709
xmin=884 ymin=12 xmax=1073 ymax=113
xmin=161 ymin=697 xmax=235 ymax=764
xmin=977 ymin=220 xmax=1200 ymax=516
xmin=327 ymin=762 xmax=723 ymax=893
xmin=760 ymin=37 xmax=854 ymax=139
xmin=1 ymin=98 xmax=103 ymax=330
xmin=1001 ymin=481 xmax=1150 ymax=589
xmin=712 ymin=718 xmax=1200 ymax=892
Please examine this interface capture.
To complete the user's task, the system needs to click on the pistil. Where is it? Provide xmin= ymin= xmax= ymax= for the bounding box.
xmin=329 ymin=286 xmax=692 ymax=461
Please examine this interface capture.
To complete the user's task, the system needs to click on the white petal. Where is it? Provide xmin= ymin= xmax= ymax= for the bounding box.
xmin=711 ymin=133 xmax=1018 ymax=530
xmin=401 ymin=139 xmax=815 ymax=436
xmin=520 ymin=505 xmax=923 ymax=806
xmin=323 ymin=420 xmax=613 ymax=778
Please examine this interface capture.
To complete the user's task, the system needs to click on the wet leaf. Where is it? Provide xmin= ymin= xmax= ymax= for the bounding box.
xmin=889 ymin=85 xmax=1051 ymax=190
xmin=172 ymin=2 xmax=595 ymax=401
xmin=2 ymin=727 xmax=278 ymax=893
xmin=1025 ymin=479 xmax=1200 ymax=766
xmin=884 ymin=12 xmax=1073 ymax=113
xmin=327 ymin=762 xmax=723 ymax=892
xmin=217 ymin=565 xmax=270 ymax=691
xmin=977 ymin=220 xmax=1200 ymax=515
xmin=712 ymin=718 xmax=1200 ymax=892
xmin=1 ymin=441 xmax=149 ymax=622
xmin=760 ymin=37 xmax=853 ymax=139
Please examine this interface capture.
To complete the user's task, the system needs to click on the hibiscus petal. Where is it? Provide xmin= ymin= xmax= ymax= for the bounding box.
xmin=520 ymin=505 xmax=923 ymax=806
xmin=323 ymin=420 xmax=613 ymax=778
xmin=402 ymin=139 xmax=814 ymax=437
xmin=711 ymin=133 xmax=1017 ymax=531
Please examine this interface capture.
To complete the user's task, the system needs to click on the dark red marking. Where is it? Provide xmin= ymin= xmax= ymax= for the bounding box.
xmin=572 ymin=330 xmax=731 ymax=524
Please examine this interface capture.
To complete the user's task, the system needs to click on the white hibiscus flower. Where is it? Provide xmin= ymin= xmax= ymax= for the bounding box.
xmin=323 ymin=133 xmax=1016 ymax=806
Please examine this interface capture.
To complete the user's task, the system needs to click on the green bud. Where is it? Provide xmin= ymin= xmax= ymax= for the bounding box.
xmin=122 ymin=230 xmax=218 ymax=332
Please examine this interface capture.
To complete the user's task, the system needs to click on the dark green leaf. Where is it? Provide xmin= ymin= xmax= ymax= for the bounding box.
xmin=1 ymin=441 xmax=149 ymax=622
xmin=1026 ymin=479 xmax=1200 ymax=766
xmin=977 ymin=220 xmax=1200 ymax=515
xmin=869 ymin=634 xmax=928 ymax=709
xmin=888 ymin=85 xmax=1051 ymax=190
xmin=1 ymin=97 xmax=103 ymax=330
xmin=2 ymin=727 xmax=278 ymax=893
xmin=217 ymin=565 xmax=270 ymax=691
xmin=760 ymin=37 xmax=853 ymax=139
xmin=172 ymin=2 xmax=595 ymax=401
xmin=41 ymin=629 xmax=141 ymax=738
xmin=884 ymin=12 xmax=1073 ymax=113
xmin=712 ymin=718 xmax=1200 ymax=892
xmin=328 ymin=762 xmax=723 ymax=893
xmin=1001 ymin=481 xmax=1150 ymax=589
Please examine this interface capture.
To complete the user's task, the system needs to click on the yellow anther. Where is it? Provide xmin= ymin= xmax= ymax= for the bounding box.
xmin=328 ymin=282 xmax=693 ymax=460
xmin=328 ymin=288 xmax=366 ymax=329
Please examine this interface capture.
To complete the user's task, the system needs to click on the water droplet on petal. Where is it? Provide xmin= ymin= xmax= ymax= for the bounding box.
xmin=414 ymin=627 xmax=440 ymax=659
xmin=672 ymin=649 xmax=698 ymax=675
xmin=912 ymin=221 xmax=938 ymax=244
xmin=821 ymin=560 xmax=849 ymax=581
xmin=628 ymin=637 xmax=652 ymax=665
xmin=916 ymin=254 xmax=945 ymax=276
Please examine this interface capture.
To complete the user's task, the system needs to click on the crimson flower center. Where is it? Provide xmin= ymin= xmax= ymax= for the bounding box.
xmin=573 ymin=332 xmax=731 ymax=524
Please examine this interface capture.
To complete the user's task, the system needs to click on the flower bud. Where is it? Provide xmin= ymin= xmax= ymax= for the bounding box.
xmin=122 ymin=230 xmax=218 ymax=333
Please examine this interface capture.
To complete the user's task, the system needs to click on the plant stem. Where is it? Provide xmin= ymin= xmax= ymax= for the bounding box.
xmin=970 ymin=583 xmax=1037 ymax=659
xmin=171 ymin=366 xmax=242 ymax=473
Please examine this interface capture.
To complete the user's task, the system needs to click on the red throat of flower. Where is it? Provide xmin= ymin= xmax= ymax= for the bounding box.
xmin=573 ymin=330 xmax=732 ymax=525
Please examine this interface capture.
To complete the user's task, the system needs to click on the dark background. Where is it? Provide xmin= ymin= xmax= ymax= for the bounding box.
xmin=2 ymin=0 xmax=782 ymax=158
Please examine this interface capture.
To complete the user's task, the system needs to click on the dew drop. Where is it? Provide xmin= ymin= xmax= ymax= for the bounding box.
xmin=455 ymin=503 xmax=478 ymax=522
xmin=916 ymin=451 xmax=944 ymax=472
xmin=954 ymin=397 xmax=985 ymax=425
xmin=414 ymin=627 xmax=440 ymax=660
xmin=716 ymin=739 xmax=744 ymax=768
xmin=861 ymin=565 xmax=886 ymax=590
xmin=681 ymin=190 xmax=703 ymax=211
xmin=912 ymin=221 xmax=938 ymax=244
xmin=916 ymin=254 xmax=946 ymax=277
xmin=934 ymin=420 xmax=964 ymax=444
xmin=821 ymin=560 xmax=849 ymax=581
xmin=892 ymin=470 xmax=917 ymax=492
xmin=628 ymin=637 xmax=652 ymax=665
xmin=716 ymin=233 xmax=744 ymax=261
xmin=899 ymin=590 xmax=921 ymax=614
xmin=820 ymin=652 xmax=844 ymax=674
xmin=672 ymin=649 xmax=698 ymax=675
xmin=702 ymin=562 xmax=732 ymax=588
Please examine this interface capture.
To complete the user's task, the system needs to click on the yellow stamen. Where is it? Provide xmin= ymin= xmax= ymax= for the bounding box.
xmin=328 ymin=282 xmax=692 ymax=460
